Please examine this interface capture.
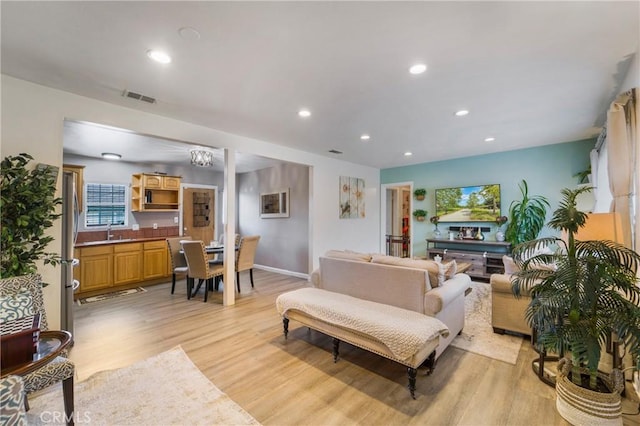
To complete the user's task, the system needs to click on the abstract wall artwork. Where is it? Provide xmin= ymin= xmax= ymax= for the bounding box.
xmin=339 ymin=176 xmax=365 ymax=219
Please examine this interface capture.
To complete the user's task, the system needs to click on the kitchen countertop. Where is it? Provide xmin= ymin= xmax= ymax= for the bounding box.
xmin=75 ymin=237 xmax=168 ymax=248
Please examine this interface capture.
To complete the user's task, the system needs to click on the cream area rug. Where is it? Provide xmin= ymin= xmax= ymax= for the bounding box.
xmin=26 ymin=346 xmax=260 ymax=425
xmin=450 ymin=281 xmax=524 ymax=364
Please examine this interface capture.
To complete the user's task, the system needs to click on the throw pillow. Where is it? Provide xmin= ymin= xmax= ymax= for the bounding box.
xmin=443 ymin=260 xmax=457 ymax=280
xmin=370 ymin=255 xmax=443 ymax=288
xmin=0 ymin=289 xmax=34 ymax=322
xmin=502 ymin=255 xmax=520 ymax=275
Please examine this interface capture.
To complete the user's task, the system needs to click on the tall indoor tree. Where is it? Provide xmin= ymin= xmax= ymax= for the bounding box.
xmin=1 ymin=153 xmax=61 ymax=277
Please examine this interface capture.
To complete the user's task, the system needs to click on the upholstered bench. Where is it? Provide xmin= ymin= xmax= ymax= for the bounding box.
xmin=276 ymin=288 xmax=449 ymax=398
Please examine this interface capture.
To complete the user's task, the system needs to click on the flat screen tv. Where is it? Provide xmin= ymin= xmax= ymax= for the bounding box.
xmin=435 ymin=184 xmax=501 ymax=222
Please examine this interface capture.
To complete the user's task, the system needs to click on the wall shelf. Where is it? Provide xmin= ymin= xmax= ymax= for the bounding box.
xmin=131 ymin=173 xmax=181 ymax=212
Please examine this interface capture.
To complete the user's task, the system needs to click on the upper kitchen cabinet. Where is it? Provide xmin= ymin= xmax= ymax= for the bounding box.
xmin=131 ymin=173 xmax=181 ymax=212
xmin=63 ymin=164 xmax=85 ymax=212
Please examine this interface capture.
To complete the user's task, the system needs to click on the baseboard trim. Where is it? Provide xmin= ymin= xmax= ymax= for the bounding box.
xmin=254 ymin=264 xmax=309 ymax=281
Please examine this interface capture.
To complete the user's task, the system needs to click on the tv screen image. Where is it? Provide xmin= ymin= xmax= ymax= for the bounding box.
xmin=435 ymin=184 xmax=500 ymax=222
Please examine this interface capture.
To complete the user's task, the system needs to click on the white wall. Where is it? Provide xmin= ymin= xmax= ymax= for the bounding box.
xmin=1 ymin=75 xmax=381 ymax=328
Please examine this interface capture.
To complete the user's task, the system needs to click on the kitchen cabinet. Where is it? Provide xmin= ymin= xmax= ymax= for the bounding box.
xmin=113 ymin=242 xmax=143 ymax=285
xmin=131 ymin=173 xmax=181 ymax=212
xmin=143 ymin=240 xmax=168 ymax=280
xmin=75 ymin=239 xmax=170 ymax=297
xmin=76 ymin=245 xmax=113 ymax=292
xmin=63 ymin=164 xmax=85 ymax=212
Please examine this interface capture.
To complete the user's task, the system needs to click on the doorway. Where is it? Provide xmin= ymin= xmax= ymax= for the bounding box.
xmin=380 ymin=182 xmax=413 ymax=257
xmin=181 ymin=184 xmax=218 ymax=245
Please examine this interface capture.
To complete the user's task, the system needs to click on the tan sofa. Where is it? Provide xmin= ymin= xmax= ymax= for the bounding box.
xmin=310 ymin=252 xmax=471 ymax=359
xmin=490 ymin=273 xmax=532 ymax=336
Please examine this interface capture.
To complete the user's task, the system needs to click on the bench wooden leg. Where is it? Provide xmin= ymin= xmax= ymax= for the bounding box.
xmin=407 ymin=367 xmax=417 ymax=399
xmin=420 ymin=351 xmax=437 ymax=375
xmin=283 ymin=318 xmax=289 ymax=339
xmin=332 ymin=338 xmax=340 ymax=363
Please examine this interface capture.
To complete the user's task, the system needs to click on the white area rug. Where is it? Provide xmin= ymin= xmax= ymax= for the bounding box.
xmin=26 ymin=346 xmax=260 ymax=425
xmin=450 ymin=281 xmax=523 ymax=364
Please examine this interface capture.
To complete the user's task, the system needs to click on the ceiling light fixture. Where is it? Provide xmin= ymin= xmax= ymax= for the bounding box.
xmin=101 ymin=152 xmax=122 ymax=160
xmin=409 ymin=63 xmax=427 ymax=75
xmin=147 ymin=49 xmax=172 ymax=64
xmin=360 ymin=134 xmax=370 ymax=141
xmin=484 ymin=137 xmax=495 ymax=142
xmin=190 ymin=148 xmax=215 ymax=167
xmin=404 ymin=152 xmax=413 ymax=157
xmin=298 ymin=109 xmax=311 ymax=118
xmin=455 ymin=110 xmax=469 ymax=116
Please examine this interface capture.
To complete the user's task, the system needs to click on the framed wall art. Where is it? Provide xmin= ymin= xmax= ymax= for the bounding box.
xmin=260 ymin=189 xmax=289 ymax=218
xmin=339 ymin=176 xmax=365 ymax=219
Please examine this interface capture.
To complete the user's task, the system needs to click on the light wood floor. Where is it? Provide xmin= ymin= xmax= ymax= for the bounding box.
xmin=69 ymin=270 xmax=640 ymax=425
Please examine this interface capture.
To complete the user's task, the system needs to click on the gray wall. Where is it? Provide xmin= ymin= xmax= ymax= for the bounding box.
xmin=63 ymin=154 xmax=224 ymax=231
xmin=237 ymin=162 xmax=309 ymax=274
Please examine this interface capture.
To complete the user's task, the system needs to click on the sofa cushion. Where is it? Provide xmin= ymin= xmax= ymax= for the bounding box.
xmin=503 ymin=256 xmax=520 ymax=274
xmin=443 ymin=260 xmax=457 ymax=280
xmin=503 ymin=254 xmax=557 ymax=275
xmin=371 ymin=255 xmax=442 ymax=288
xmin=318 ymin=257 xmax=429 ymax=313
xmin=324 ymin=250 xmax=372 ymax=262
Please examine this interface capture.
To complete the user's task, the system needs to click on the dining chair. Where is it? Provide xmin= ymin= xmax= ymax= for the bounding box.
xmin=167 ymin=236 xmax=191 ymax=295
xmin=0 ymin=274 xmax=74 ymax=424
xmin=212 ymin=233 xmax=240 ymax=264
xmin=235 ymin=235 xmax=260 ymax=293
xmin=181 ymin=240 xmax=224 ymax=302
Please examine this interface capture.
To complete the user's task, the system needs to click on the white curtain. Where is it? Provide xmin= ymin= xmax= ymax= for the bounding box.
xmin=606 ymin=88 xmax=637 ymax=249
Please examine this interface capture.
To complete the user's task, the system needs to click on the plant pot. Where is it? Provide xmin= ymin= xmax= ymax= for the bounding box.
xmin=416 ymin=216 xmax=425 ymax=222
xmin=415 ymin=195 xmax=425 ymax=201
xmin=556 ymin=367 xmax=623 ymax=426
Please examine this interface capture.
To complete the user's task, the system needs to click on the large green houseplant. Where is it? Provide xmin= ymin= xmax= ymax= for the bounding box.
xmin=512 ymin=187 xmax=640 ymax=424
xmin=1 ymin=153 xmax=62 ymax=277
xmin=504 ymin=179 xmax=549 ymax=245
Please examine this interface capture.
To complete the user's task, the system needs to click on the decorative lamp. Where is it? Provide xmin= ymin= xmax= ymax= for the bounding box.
xmin=190 ymin=148 xmax=214 ymax=167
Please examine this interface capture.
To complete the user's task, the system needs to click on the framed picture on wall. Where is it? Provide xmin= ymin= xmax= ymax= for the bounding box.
xmin=260 ymin=189 xmax=290 ymax=218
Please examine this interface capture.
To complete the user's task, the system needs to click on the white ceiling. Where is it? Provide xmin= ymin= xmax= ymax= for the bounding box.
xmin=2 ymin=2 xmax=638 ymax=169
xmin=63 ymin=120 xmax=283 ymax=173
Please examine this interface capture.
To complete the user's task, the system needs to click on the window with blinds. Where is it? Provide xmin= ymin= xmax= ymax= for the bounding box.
xmin=85 ymin=183 xmax=128 ymax=227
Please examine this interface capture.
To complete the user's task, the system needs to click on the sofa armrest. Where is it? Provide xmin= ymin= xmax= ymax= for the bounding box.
xmin=489 ymin=273 xmax=513 ymax=294
xmin=490 ymin=273 xmax=533 ymax=297
xmin=424 ymin=274 xmax=470 ymax=315
xmin=310 ymin=268 xmax=321 ymax=287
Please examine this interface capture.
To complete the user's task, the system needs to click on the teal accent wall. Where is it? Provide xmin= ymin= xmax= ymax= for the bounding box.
xmin=381 ymin=139 xmax=595 ymax=257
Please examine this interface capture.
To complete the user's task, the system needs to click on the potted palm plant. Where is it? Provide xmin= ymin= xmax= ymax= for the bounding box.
xmin=511 ymin=186 xmax=640 ymax=425
xmin=505 ymin=179 xmax=549 ymax=245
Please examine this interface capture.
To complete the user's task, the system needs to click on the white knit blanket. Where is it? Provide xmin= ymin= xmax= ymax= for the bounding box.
xmin=276 ymin=288 xmax=449 ymax=361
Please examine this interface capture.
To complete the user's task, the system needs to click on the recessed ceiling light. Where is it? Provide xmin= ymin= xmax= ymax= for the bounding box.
xmin=298 ymin=109 xmax=311 ymax=118
xmin=404 ymin=152 xmax=413 ymax=157
xmin=147 ymin=50 xmax=172 ymax=64
xmin=409 ymin=63 xmax=427 ymax=75
xmin=455 ymin=110 xmax=469 ymax=116
xmin=360 ymin=134 xmax=370 ymax=141
xmin=178 ymin=27 xmax=201 ymax=41
xmin=101 ymin=152 xmax=122 ymax=160
xmin=484 ymin=137 xmax=495 ymax=142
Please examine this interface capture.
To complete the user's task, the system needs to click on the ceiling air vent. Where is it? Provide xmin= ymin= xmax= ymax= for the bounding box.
xmin=122 ymin=90 xmax=156 ymax=104
xmin=328 ymin=149 xmax=343 ymax=154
